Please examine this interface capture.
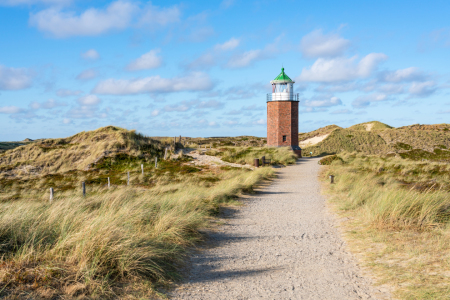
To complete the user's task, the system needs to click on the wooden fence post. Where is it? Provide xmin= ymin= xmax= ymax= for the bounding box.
xmin=108 ymin=177 xmax=110 ymax=188
xmin=127 ymin=172 xmax=130 ymax=186
xmin=330 ymin=175 xmax=335 ymax=184
xmin=141 ymin=164 xmax=144 ymax=175
xmin=49 ymin=187 xmax=54 ymax=202
xmin=254 ymin=158 xmax=260 ymax=168
xmin=164 ymin=148 xmax=168 ymax=160
xmin=82 ymin=182 xmax=86 ymax=197
xmin=155 ymin=157 xmax=158 ymax=168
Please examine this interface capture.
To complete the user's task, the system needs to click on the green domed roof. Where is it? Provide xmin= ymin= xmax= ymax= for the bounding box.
xmin=271 ymin=68 xmax=294 ymax=84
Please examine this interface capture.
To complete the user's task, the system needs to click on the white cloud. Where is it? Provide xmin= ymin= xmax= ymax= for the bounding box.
xmin=138 ymin=3 xmax=181 ymax=26
xmin=81 ymin=49 xmax=100 ymax=60
xmin=186 ymin=37 xmax=240 ymax=70
xmin=0 ymin=106 xmax=24 ymax=114
xmin=29 ymin=1 xmax=180 ymax=38
xmin=197 ymin=100 xmax=224 ymax=109
xmin=223 ymin=120 xmax=239 ymax=126
xmin=63 ymin=118 xmax=72 ymax=124
xmin=76 ymin=69 xmax=97 ymax=80
xmin=227 ymin=49 xmax=263 ymax=68
xmin=330 ymin=109 xmax=352 ymax=114
xmin=56 ymin=88 xmax=83 ymax=97
xmin=253 ymin=119 xmax=266 ymax=125
xmin=300 ymin=29 xmax=350 ymax=58
xmin=93 ymin=72 xmax=214 ymax=95
xmin=214 ymin=38 xmax=240 ymax=51
xmin=151 ymin=109 xmax=160 ymax=116
xmin=302 ymin=96 xmax=342 ymax=107
xmin=242 ymin=104 xmax=265 ymax=110
xmin=380 ymin=67 xmax=425 ymax=82
xmin=378 ymin=83 xmax=405 ymax=94
xmin=30 ymin=1 xmax=136 ymax=38
xmin=163 ymin=103 xmax=190 ymax=112
xmin=409 ymin=81 xmax=437 ymax=97
xmin=77 ymin=95 xmax=101 ymax=106
xmin=225 ymin=36 xmax=281 ymax=69
xmin=188 ymin=26 xmax=215 ymax=43
xmin=225 ymin=109 xmax=242 ymax=115
xmin=162 ymin=99 xmax=224 ymax=113
xmin=67 ymin=105 xmax=99 ymax=119
xmin=315 ymin=82 xmax=360 ymax=93
xmin=30 ymin=98 xmax=66 ymax=109
xmin=352 ymin=93 xmax=388 ymax=108
xmin=127 ymin=49 xmax=162 ymax=71
xmin=298 ymin=53 xmax=388 ymax=82
xmin=300 ymin=107 xmax=328 ymax=113
xmin=0 ymin=65 xmax=33 ymax=90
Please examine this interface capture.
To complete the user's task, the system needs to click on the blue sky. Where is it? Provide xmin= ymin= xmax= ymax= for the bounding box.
xmin=1 ymin=0 xmax=449 ymax=140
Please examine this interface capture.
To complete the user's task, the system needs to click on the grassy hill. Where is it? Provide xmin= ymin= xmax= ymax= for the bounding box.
xmin=0 ymin=126 xmax=165 ymax=177
xmin=299 ymin=125 xmax=342 ymax=142
xmin=347 ymin=120 xmax=393 ymax=131
xmin=301 ymin=121 xmax=450 ymax=161
xmin=0 ymin=126 xmax=280 ymax=298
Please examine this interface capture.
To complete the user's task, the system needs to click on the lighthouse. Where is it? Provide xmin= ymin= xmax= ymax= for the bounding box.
xmin=266 ymin=68 xmax=302 ymax=157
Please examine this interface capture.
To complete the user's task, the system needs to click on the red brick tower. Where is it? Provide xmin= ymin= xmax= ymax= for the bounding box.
xmin=267 ymin=68 xmax=302 ymax=157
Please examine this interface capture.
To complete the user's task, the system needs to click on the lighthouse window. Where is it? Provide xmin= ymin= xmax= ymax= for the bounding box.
xmin=282 ymin=135 xmax=287 ymax=142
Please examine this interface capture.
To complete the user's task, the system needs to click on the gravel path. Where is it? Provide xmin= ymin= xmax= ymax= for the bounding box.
xmin=170 ymin=158 xmax=391 ymax=300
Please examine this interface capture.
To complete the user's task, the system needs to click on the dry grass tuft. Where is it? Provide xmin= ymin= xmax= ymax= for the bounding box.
xmin=0 ymin=166 xmax=274 ymax=298
xmin=323 ymin=152 xmax=450 ymax=298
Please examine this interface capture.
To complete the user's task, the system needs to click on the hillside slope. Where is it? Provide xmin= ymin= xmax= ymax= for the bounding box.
xmin=0 ymin=126 xmax=164 ymax=177
xmin=301 ymin=121 xmax=450 ymax=160
xmin=302 ymin=127 xmax=390 ymax=155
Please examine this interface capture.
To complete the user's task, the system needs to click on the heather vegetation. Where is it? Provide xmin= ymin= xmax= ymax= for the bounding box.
xmin=322 ymin=152 xmax=450 ymax=298
xmin=0 ymin=127 xmax=278 ymax=298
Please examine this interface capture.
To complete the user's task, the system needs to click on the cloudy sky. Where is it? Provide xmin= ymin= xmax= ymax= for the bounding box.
xmin=1 ymin=0 xmax=449 ymax=140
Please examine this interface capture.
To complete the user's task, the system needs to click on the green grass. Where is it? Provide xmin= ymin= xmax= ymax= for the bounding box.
xmin=206 ymin=146 xmax=297 ymax=166
xmin=302 ymin=128 xmax=390 ymax=156
xmin=348 ymin=121 xmax=393 ymax=131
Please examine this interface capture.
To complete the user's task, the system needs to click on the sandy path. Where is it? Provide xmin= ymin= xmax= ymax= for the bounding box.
xmin=170 ymin=158 xmax=390 ymax=300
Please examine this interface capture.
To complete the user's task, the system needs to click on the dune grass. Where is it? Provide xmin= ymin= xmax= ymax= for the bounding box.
xmin=0 ymin=126 xmax=296 ymax=297
xmin=0 ymin=126 xmax=164 ymax=177
xmin=301 ymin=122 xmax=450 ymax=158
xmin=206 ymin=146 xmax=297 ymax=166
xmin=0 ymin=166 xmax=274 ymax=298
xmin=323 ymin=153 xmax=450 ymax=298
